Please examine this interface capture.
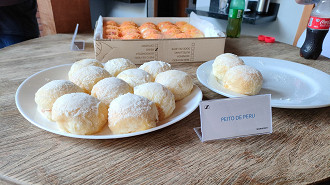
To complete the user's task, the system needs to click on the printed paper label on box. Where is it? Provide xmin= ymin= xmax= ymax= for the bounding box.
xmin=196 ymin=94 xmax=272 ymax=142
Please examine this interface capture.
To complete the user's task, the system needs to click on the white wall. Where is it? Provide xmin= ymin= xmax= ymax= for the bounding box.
xmin=90 ymin=0 xmax=147 ymax=28
xmin=106 ymin=1 xmax=146 ymax=17
xmin=196 ymin=0 xmax=305 ymax=45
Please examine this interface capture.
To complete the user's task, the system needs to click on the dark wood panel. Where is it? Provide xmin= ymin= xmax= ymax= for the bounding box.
xmin=51 ymin=0 xmax=92 ymax=33
xmin=37 ymin=0 xmax=92 ymax=35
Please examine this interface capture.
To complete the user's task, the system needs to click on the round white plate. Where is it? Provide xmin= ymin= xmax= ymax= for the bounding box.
xmin=197 ymin=57 xmax=330 ymax=109
xmin=15 ymin=64 xmax=202 ymax=139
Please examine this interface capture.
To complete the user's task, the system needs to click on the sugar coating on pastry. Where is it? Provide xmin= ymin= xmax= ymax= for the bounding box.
xmin=139 ymin=60 xmax=171 ymax=79
xmin=134 ymin=82 xmax=175 ymax=121
xmin=91 ymin=77 xmax=133 ymax=106
xmin=117 ymin=68 xmax=153 ymax=88
xmin=212 ymin=53 xmax=244 ymax=82
xmin=121 ymin=29 xmax=139 ymax=36
xmin=68 ymin=59 xmax=103 ymax=79
xmin=108 ymin=93 xmax=158 ymax=134
xmin=139 ymin=22 xmax=158 ymax=33
xmin=141 ymin=29 xmax=161 ymax=38
xmin=35 ymin=80 xmax=84 ymax=121
xmin=223 ymin=65 xmax=263 ymax=95
xmin=175 ymin=21 xmax=188 ymax=28
xmin=104 ymin=20 xmax=119 ymax=27
xmin=120 ymin=21 xmax=138 ymax=27
xmin=122 ymin=33 xmax=142 ymax=40
xmin=104 ymin=28 xmax=120 ymax=36
xmin=104 ymin=58 xmax=136 ymax=77
xmin=155 ymin=70 xmax=193 ymax=101
xmin=70 ymin=66 xmax=111 ymax=94
xmin=52 ymin=93 xmax=108 ymax=135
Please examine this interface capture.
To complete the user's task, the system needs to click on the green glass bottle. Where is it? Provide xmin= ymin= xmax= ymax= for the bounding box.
xmin=226 ymin=0 xmax=245 ymax=38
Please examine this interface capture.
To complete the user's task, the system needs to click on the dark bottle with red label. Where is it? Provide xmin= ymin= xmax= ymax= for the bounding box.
xmin=300 ymin=0 xmax=330 ymax=60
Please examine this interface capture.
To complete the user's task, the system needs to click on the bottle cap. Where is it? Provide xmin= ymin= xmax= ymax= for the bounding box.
xmin=265 ymin=36 xmax=275 ymax=43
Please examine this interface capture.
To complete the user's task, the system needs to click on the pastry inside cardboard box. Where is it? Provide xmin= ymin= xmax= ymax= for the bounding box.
xmin=103 ymin=20 xmax=204 ymax=40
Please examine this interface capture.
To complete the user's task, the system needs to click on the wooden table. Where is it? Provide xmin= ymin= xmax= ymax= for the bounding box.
xmin=1 ymin=34 xmax=329 ymax=184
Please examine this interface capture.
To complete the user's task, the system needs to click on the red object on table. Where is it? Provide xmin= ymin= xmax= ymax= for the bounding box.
xmin=258 ymin=35 xmax=266 ymax=41
xmin=265 ymin=36 xmax=275 ymax=43
xmin=258 ymin=35 xmax=275 ymax=43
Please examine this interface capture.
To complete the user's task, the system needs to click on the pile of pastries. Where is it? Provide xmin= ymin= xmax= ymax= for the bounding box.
xmin=212 ymin=53 xmax=263 ymax=95
xmin=35 ymin=58 xmax=194 ymax=135
xmin=103 ymin=20 xmax=204 ymax=40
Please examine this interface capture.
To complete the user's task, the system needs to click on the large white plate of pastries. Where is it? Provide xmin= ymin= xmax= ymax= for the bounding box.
xmin=197 ymin=56 xmax=330 ymax=109
xmin=16 ymin=62 xmax=202 ymax=139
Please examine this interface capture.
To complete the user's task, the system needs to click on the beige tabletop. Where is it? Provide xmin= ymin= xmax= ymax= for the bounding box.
xmin=0 ymin=34 xmax=329 ymax=185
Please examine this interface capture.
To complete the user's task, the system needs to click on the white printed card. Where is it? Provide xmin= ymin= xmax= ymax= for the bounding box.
xmin=195 ymin=94 xmax=272 ymax=142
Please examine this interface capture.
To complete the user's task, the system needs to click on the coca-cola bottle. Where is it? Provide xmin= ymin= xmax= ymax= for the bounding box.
xmin=300 ymin=0 xmax=330 ymax=60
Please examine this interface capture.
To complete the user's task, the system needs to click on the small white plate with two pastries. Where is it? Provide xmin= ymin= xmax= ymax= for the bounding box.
xmin=197 ymin=57 xmax=330 ymax=109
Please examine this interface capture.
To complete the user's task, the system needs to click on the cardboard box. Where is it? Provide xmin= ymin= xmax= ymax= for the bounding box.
xmin=94 ymin=16 xmax=225 ymax=64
